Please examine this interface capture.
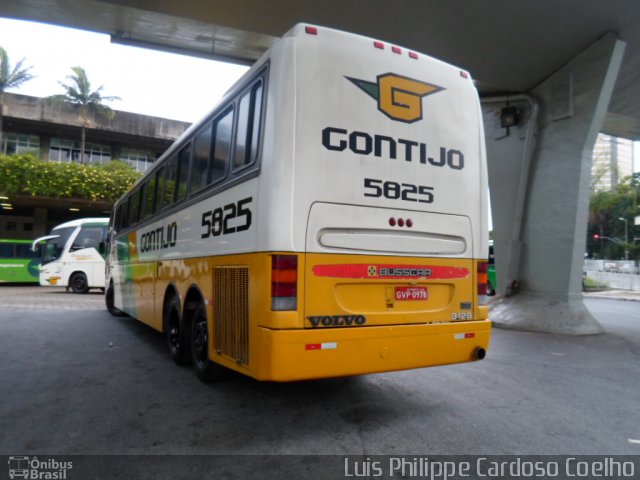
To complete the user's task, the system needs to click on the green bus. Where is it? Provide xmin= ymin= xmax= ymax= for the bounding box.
xmin=488 ymin=241 xmax=496 ymax=296
xmin=0 ymin=239 xmax=40 ymax=283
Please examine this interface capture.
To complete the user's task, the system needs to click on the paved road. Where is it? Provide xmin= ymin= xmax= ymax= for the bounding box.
xmin=0 ymin=286 xmax=638 ymax=457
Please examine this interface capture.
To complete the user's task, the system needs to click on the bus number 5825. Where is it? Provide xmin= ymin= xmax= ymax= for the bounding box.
xmin=364 ymin=178 xmax=434 ymax=203
xmin=201 ymin=197 xmax=253 ymax=238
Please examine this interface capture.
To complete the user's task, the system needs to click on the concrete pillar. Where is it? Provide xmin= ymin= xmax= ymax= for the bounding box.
xmin=39 ymin=134 xmax=51 ymax=160
xmin=33 ymin=207 xmax=48 ymax=237
xmin=484 ymin=33 xmax=626 ymax=334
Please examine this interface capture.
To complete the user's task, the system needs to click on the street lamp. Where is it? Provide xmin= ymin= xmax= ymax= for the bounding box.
xmin=617 ymin=217 xmax=629 ymax=260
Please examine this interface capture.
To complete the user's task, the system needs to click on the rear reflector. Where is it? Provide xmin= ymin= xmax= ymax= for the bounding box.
xmin=272 ymin=255 xmax=298 ymax=311
xmin=477 ymin=260 xmax=489 ymax=301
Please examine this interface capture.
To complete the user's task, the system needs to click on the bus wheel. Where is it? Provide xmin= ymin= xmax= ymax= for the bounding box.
xmin=166 ymin=296 xmax=191 ymax=365
xmin=191 ymin=304 xmax=227 ymax=382
xmin=70 ymin=272 xmax=89 ymax=294
xmin=105 ymin=282 xmax=126 ymax=317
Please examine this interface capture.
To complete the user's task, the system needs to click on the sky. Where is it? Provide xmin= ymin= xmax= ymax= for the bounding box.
xmin=0 ymin=17 xmax=248 ymax=123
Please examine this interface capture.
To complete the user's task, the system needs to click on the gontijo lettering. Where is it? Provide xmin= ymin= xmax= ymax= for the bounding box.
xmin=140 ymin=222 xmax=177 ymax=253
xmin=322 ymin=127 xmax=464 ymax=171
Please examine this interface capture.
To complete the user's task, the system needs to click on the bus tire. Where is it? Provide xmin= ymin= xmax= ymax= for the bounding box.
xmin=191 ymin=303 xmax=228 ymax=382
xmin=105 ymin=282 xmax=126 ymax=317
xmin=166 ymin=296 xmax=191 ymax=365
xmin=70 ymin=272 xmax=89 ymax=294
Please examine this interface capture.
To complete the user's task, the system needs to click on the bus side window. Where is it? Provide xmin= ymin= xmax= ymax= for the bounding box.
xmin=163 ymin=156 xmax=178 ymax=209
xmin=115 ymin=204 xmax=124 ymax=231
xmin=15 ymin=243 xmax=37 ymax=259
xmin=129 ymin=188 xmax=141 ymax=226
xmin=155 ymin=166 xmax=166 ymax=214
xmin=176 ymin=143 xmax=191 ymax=202
xmin=0 ymin=243 xmax=14 ymax=258
xmin=138 ymin=182 xmax=148 ymax=221
xmin=145 ymin=175 xmax=156 ymax=219
xmin=190 ymin=125 xmax=212 ymax=194
xmin=249 ymin=82 xmax=263 ymax=166
xmin=233 ymin=80 xmax=263 ymax=171
xmin=122 ymin=196 xmax=132 ymax=229
xmin=208 ymin=107 xmax=233 ymax=185
xmin=72 ymin=226 xmax=105 ymax=251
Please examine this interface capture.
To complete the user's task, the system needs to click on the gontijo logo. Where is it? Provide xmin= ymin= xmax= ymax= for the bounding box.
xmin=346 ymin=73 xmax=444 ymax=123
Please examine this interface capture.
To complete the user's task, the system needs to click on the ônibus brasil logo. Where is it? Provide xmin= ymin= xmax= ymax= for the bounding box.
xmin=346 ymin=73 xmax=444 ymax=123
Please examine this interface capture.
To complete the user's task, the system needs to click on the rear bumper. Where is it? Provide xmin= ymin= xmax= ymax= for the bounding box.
xmin=255 ymin=319 xmax=491 ymax=381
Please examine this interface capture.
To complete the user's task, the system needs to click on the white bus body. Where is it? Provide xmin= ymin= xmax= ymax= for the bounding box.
xmin=33 ymin=218 xmax=109 ymax=293
xmin=108 ymin=24 xmax=490 ymax=382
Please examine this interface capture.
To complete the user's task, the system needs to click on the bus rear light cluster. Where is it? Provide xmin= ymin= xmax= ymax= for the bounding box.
xmin=272 ymin=255 xmax=298 ymax=311
xmin=389 ymin=217 xmax=413 ymax=228
xmin=477 ymin=261 xmax=489 ymax=302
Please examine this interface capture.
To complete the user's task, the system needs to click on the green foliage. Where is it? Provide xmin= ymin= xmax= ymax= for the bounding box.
xmin=587 ymin=173 xmax=639 ymax=260
xmin=0 ymin=154 xmax=141 ymax=203
xmin=0 ymin=46 xmax=34 ymax=92
xmin=50 ymin=66 xmax=120 ymax=116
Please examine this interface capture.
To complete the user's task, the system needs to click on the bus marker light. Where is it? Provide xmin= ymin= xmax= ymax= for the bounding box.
xmin=374 ymin=41 xmax=384 ymax=49
xmin=389 ymin=217 xmax=396 ymax=226
xmin=409 ymin=51 xmax=418 ymax=59
xmin=406 ymin=219 xmax=413 ymax=228
xmin=392 ymin=46 xmax=402 ymax=54
xmin=306 ymin=342 xmax=337 ymax=351
xmin=460 ymin=70 xmax=469 ymax=78
xmin=454 ymin=333 xmax=475 ymax=340
xmin=305 ymin=26 xmax=318 ymax=35
xmin=398 ymin=218 xmax=405 ymax=227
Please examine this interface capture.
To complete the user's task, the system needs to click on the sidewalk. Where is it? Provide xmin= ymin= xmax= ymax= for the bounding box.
xmin=488 ymin=289 xmax=640 ymax=305
xmin=582 ymin=289 xmax=640 ymax=302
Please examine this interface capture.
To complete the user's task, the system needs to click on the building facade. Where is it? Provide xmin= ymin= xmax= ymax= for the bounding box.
xmin=591 ymin=133 xmax=635 ymax=191
xmin=1 ymin=92 xmax=191 ymax=171
xmin=0 ymin=92 xmax=191 ymax=237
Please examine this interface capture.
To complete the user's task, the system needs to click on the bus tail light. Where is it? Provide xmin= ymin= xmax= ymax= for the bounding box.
xmin=477 ymin=260 xmax=488 ymax=305
xmin=272 ymin=255 xmax=298 ymax=311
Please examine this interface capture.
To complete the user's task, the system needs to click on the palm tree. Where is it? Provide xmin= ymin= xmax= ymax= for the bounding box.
xmin=0 ymin=47 xmax=34 ymax=153
xmin=50 ymin=66 xmax=120 ymax=164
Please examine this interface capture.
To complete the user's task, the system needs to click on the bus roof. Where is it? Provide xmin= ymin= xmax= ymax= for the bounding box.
xmin=51 ymin=218 xmax=109 ymax=230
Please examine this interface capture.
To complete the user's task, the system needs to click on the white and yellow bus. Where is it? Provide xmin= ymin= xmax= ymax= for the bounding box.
xmin=106 ymin=24 xmax=490 ymax=382
xmin=33 ymin=218 xmax=109 ymax=293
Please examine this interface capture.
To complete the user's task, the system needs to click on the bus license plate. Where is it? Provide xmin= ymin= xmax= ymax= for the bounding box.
xmin=395 ymin=286 xmax=428 ymax=301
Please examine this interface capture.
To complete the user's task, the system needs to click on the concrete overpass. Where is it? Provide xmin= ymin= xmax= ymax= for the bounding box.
xmin=2 ymin=0 xmax=639 ymax=334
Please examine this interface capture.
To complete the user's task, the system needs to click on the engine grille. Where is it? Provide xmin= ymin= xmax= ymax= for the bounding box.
xmin=213 ymin=266 xmax=249 ymax=366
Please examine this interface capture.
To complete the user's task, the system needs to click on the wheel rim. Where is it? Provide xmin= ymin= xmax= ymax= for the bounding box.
xmin=168 ymin=316 xmax=180 ymax=352
xmin=193 ymin=317 xmax=208 ymax=368
xmin=72 ymin=275 xmax=86 ymax=291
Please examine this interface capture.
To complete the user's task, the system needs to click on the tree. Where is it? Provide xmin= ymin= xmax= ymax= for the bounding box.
xmin=0 ymin=47 xmax=34 ymax=152
xmin=50 ymin=67 xmax=120 ymax=164
xmin=587 ymin=173 xmax=639 ymax=260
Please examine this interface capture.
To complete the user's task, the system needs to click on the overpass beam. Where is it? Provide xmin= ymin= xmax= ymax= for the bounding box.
xmin=484 ymin=33 xmax=626 ymax=334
